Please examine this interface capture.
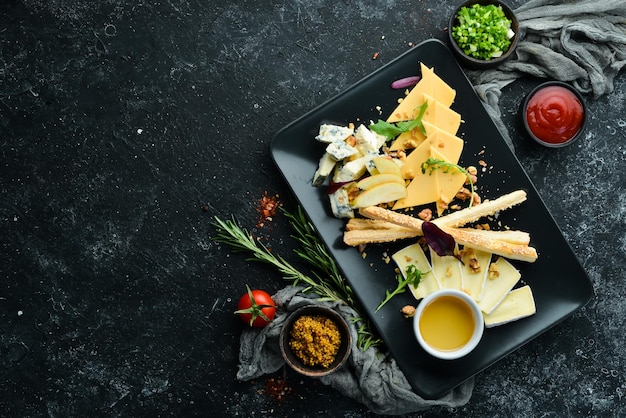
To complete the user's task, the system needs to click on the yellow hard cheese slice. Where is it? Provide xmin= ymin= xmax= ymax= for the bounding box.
xmin=428 ymin=129 xmax=464 ymax=163
xmin=478 ymin=257 xmax=521 ymax=314
xmin=388 ymin=120 xmax=437 ymax=151
xmin=388 ymin=63 xmax=456 ymax=123
xmin=393 ymin=140 xmax=438 ymax=210
xmin=429 ymin=246 xmax=463 ymax=290
xmin=430 ymin=148 xmax=467 ymax=216
xmin=392 ymin=134 xmax=465 ymax=211
xmin=392 ymin=243 xmax=440 ymax=300
xmin=421 ymin=94 xmax=462 ymax=135
xmin=388 ymin=92 xmax=462 ymax=150
xmin=393 ymin=171 xmax=439 ymax=210
xmin=459 ymin=247 xmax=492 ymax=302
xmin=484 ymin=285 xmax=536 ymax=328
xmin=399 ymin=135 xmax=430 ymax=179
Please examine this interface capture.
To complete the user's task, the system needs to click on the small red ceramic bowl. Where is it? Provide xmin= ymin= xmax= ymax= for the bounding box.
xmin=520 ymin=81 xmax=587 ymax=148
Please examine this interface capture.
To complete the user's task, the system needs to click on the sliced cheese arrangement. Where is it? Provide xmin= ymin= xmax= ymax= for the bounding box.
xmin=310 ymin=63 xmax=538 ymax=329
xmin=312 ymin=62 xmax=471 ymax=217
xmin=387 ymin=64 xmax=465 ymax=214
xmin=392 ymin=241 xmax=536 ymax=328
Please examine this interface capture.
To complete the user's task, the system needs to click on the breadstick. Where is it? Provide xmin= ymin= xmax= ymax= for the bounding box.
xmin=442 ymin=226 xmax=538 ymax=263
xmin=358 ymin=206 xmax=425 ymax=232
xmin=355 ymin=195 xmax=537 ymax=261
xmin=432 ymin=190 xmax=527 ymax=229
xmin=454 ymin=228 xmax=531 ymax=245
xmin=343 ymin=229 xmax=420 ymax=246
xmin=359 ymin=189 xmax=527 ymax=232
xmin=346 ymin=218 xmax=415 ymax=232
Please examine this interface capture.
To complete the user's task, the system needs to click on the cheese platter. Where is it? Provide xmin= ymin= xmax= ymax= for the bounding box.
xmin=270 ymin=39 xmax=593 ymax=399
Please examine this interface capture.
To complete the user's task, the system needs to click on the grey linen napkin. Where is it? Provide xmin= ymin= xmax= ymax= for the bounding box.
xmin=237 ymin=0 xmax=626 ymax=414
xmin=472 ymin=0 xmax=626 ymax=149
xmin=236 ymin=285 xmax=473 ymax=415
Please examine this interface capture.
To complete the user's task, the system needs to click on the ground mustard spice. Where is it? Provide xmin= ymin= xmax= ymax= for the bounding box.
xmin=289 ymin=314 xmax=341 ymax=368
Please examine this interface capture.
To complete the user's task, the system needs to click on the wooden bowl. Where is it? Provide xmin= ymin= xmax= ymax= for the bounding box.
xmin=279 ymin=305 xmax=352 ymax=377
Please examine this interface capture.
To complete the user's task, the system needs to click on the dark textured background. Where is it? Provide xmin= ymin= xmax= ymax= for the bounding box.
xmin=2 ymin=0 xmax=625 ymax=416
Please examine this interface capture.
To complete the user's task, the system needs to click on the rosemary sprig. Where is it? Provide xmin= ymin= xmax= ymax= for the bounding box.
xmin=211 ymin=216 xmax=341 ymax=302
xmin=421 ymin=157 xmax=475 ymax=207
xmin=211 ymin=211 xmax=383 ymax=350
xmin=282 ymin=206 xmax=382 ymax=350
xmin=375 ymin=265 xmax=424 ymax=312
xmin=350 ymin=317 xmax=381 ymax=352
xmin=282 ymin=207 xmax=354 ymax=305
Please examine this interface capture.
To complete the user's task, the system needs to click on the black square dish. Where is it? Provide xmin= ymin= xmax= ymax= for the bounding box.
xmin=270 ymin=39 xmax=593 ymax=399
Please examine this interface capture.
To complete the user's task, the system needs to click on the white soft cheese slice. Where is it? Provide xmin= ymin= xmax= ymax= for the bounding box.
xmin=392 ymin=243 xmax=440 ymax=300
xmin=459 ymin=247 xmax=492 ymax=302
xmin=478 ymin=257 xmax=521 ymax=314
xmin=429 ymin=246 xmax=463 ymax=291
xmin=483 ymin=285 xmax=536 ymax=328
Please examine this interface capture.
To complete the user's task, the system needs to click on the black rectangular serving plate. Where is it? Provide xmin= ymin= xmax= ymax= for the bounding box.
xmin=270 ymin=39 xmax=593 ymax=399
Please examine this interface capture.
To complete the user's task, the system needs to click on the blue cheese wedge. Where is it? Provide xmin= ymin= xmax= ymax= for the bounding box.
xmin=355 ymin=124 xmax=387 ymax=154
xmin=328 ymin=187 xmax=354 ymax=219
xmin=312 ymin=152 xmax=337 ymax=187
xmin=332 ymin=157 xmax=368 ymax=182
xmin=316 ymin=124 xmax=354 ymax=144
xmin=364 ymin=152 xmax=380 ymax=175
xmin=483 ymin=285 xmax=536 ymax=328
xmin=326 ymin=141 xmax=358 ymax=161
xmin=392 ymin=243 xmax=440 ymax=300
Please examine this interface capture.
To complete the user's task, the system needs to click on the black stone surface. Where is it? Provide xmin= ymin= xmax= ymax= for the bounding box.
xmin=1 ymin=0 xmax=625 ymax=416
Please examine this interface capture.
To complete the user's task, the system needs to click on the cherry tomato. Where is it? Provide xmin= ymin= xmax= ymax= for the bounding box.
xmin=235 ymin=286 xmax=276 ymax=327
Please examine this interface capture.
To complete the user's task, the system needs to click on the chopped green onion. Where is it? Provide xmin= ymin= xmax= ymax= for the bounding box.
xmin=451 ymin=4 xmax=514 ymax=61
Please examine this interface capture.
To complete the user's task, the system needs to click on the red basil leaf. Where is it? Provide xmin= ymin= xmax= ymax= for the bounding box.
xmin=422 ymin=221 xmax=462 ymax=262
xmin=327 ymin=180 xmax=353 ymax=194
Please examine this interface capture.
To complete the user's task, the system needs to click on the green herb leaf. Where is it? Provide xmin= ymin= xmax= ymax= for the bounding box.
xmin=370 ymin=101 xmax=428 ymax=140
xmin=375 ymin=265 xmax=424 ymax=312
xmin=421 ymin=157 xmax=476 ymax=207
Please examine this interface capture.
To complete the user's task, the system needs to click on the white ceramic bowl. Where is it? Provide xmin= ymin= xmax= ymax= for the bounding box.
xmin=413 ymin=289 xmax=484 ymax=360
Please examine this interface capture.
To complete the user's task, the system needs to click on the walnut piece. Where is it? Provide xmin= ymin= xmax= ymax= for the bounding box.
xmin=417 ymin=208 xmax=432 ymax=222
xmin=401 ymin=305 xmax=416 ymax=318
xmin=488 ymin=262 xmax=500 ymax=280
xmin=466 ymin=166 xmax=478 ymax=185
xmin=456 ymin=187 xmax=473 ymax=201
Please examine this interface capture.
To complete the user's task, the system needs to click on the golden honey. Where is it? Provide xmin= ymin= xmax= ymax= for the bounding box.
xmin=419 ymin=295 xmax=475 ymax=351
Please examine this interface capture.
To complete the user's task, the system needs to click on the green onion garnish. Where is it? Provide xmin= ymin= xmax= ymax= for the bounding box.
xmin=451 ymin=4 xmax=514 ymax=61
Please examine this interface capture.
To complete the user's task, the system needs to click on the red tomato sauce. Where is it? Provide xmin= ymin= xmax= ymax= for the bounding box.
xmin=525 ymin=86 xmax=584 ymax=145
